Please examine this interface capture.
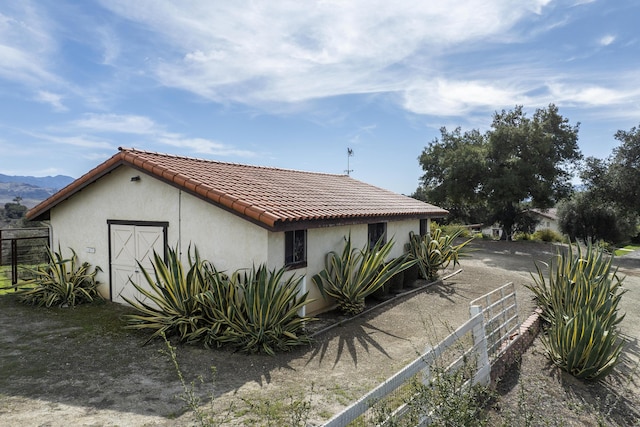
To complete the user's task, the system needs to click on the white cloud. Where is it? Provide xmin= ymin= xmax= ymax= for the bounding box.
xmin=69 ymin=113 xmax=257 ymax=157
xmin=402 ymin=78 xmax=529 ymax=116
xmin=157 ymin=136 xmax=257 ymax=157
xmin=25 ymin=131 xmax=114 ymax=149
xmin=347 ymin=124 xmax=378 ymax=145
xmin=96 ymin=26 xmax=120 ymax=65
xmin=35 ymin=90 xmax=67 ymax=112
xmin=5 ymin=0 xmax=632 ymax=127
xmin=598 ymin=34 xmax=616 ymax=46
xmin=0 ymin=43 xmax=57 ymax=86
xmin=0 ymin=7 xmax=59 ymax=86
xmin=100 ymin=0 xmax=551 ymax=109
xmin=72 ymin=113 xmax=157 ymax=134
xmin=547 ymin=83 xmax=629 ymax=106
xmin=83 ymin=152 xmax=112 ymax=161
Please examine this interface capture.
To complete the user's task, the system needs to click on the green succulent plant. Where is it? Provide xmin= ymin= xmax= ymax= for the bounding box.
xmin=122 ymin=245 xmax=211 ymax=343
xmin=5 ymin=245 xmax=102 ymax=307
xmin=123 ymin=245 xmax=314 ymax=354
xmin=527 ymin=243 xmax=626 ymax=327
xmin=526 ymin=242 xmax=626 ymax=380
xmin=405 ymin=228 xmax=473 ymax=281
xmin=198 ymin=265 xmax=313 ymax=355
xmin=544 ymin=305 xmax=624 ymax=380
xmin=312 ymin=234 xmax=416 ymax=316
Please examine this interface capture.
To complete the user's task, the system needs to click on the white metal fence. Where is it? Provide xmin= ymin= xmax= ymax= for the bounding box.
xmin=323 ymin=312 xmax=490 ymax=426
xmin=322 ymin=282 xmax=519 ymax=427
xmin=469 ymin=282 xmax=519 ymax=360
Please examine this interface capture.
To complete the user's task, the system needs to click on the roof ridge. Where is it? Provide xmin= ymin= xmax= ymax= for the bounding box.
xmin=118 ymin=146 xmax=348 ymax=178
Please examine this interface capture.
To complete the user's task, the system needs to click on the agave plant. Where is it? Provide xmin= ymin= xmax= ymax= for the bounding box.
xmin=527 ymin=242 xmax=626 ymax=380
xmin=6 ymin=245 xmax=102 ymax=307
xmin=124 ymin=245 xmax=314 ymax=354
xmin=405 ymin=228 xmax=473 ymax=281
xmin=312 ymin=234 xmax=416 ymax=316
xmin=544 ymin=306 xmax=624 ymax=380
xmin=527 ymin=243 xmax=626 ymax=326
xmin=189 ymin=261 xmax=236 ymax=347
xmin=197 ymin=265 xmax=314 ymax=355
xmin=122 ymin=245 xmax=212 ymax=343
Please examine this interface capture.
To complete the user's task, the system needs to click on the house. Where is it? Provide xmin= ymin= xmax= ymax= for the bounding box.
xmin=27 ymin=147 xmax=448 ymax=314
xmin=529 ymin=208 xmax=560 ymax=233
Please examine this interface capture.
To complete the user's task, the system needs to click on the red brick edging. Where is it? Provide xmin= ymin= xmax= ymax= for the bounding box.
xmin=489 ymin=308 xmax=543 ymax=386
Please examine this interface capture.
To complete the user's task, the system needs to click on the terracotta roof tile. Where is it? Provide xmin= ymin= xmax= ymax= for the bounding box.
xmin=27 ymin=147 xmax=448 ymax=229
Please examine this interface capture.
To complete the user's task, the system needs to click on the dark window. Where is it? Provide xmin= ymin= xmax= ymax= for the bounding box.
xmin=420 ymin=219 xmax=429 ymax=236
xmin=368 ymin=222 xmax=387 ymax=248
xmin=285 ymin=229 xmax=307 ymax=267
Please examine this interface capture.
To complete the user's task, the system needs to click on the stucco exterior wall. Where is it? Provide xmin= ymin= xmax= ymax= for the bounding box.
xmin=387 ymin=219 xmax=420 ymax=258
xmin=178 ymin=189 xmax=268 ymax=270
xmin=49 ymin=165 xmax=268 ymax=299
xmin=533 ymin=216 xmax=560 ymax=233
xmin=267 ymin=219 xmax=421 ymax=315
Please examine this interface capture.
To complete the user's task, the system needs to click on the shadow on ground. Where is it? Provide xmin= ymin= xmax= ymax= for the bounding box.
xmin=0 ymin=296 xmax=312 ymax=420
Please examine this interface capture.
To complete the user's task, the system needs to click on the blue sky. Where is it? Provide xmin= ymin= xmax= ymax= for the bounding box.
xmin=0 ymin=1 xmax=639 ymax=195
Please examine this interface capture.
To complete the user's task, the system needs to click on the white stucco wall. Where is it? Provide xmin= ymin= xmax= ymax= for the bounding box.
xmin=267 ymin=219 xmax=421 ymax=315
xmin=49 ymin=165 xmax=268 ymax=299
xmin=387 ymin=220 xmax=420 ymax=257
xmin=533 ymin=216 xmax=560 ymax=233
xmin=178 ymin=189 xmax=268 ymax=270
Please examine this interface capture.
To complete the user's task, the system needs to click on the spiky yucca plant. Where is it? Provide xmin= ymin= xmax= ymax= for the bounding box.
xmin=545 ymin=306 xmax=624 ymax=380
xmin=312 ymin=234 xmax=416 ymax=316
xmin=527 ymin=243 xmax=626 ymax=380
xmin=527 ymin=243 xmax=626 ymax=327
xmin=189 ymin=261 xmax=235 ymax=346
xmin=7 ymin=245 xmax=102 ymax=307
xmin=198 ymin=265 xmax=313 ymax=355
xmin=123 ymin=245 xmax=315 ymax=354
xmin=405 ymin=228 xmax=473 ymax=281
xmin=122 ymin=246 xmax=212 ymax=344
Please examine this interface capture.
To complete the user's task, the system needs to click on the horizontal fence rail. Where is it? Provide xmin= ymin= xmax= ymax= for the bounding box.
xmin=469 ymin=282 xmax=519 ymax=360
xmin=323 ymin=283 xmax=521 ymax=426
xmin=0 ymin=227 xmax=50 ymax=285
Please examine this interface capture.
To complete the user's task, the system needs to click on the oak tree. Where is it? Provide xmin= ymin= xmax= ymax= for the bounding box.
xmin=416 ymin=105 xmax=581 ymax=239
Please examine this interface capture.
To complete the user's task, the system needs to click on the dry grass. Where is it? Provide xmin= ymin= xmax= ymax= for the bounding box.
xmin=486 ymin=337 xmax=640 ymax=426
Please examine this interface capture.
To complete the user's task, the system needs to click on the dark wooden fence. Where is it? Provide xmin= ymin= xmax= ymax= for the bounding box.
xmin=0 ymin=227 xmax=50 ymax=285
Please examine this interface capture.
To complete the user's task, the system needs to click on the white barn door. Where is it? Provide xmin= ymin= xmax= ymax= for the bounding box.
xmin=109 ymin=222 xmax=166 ymax=306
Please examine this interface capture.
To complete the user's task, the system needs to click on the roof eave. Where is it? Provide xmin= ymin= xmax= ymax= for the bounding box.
xmin=270 ymin=210 xmax=449 ymax=232
xmin=26 ymin=152 xmax=128 ymax=221
xmin=26 ymin=148 xmax=449 ymax=231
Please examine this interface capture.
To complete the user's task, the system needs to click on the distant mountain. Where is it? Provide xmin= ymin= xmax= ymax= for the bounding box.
xmin=0 ymin=174 xmax=74 ymax=189
xmin=0 ymin=174 xmax=74 ymax=208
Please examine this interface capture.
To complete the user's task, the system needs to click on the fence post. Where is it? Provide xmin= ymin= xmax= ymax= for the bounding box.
xmin=470 ymin=305 xmax=490 ymax=386
xmin=11 ymin=238 xmax=18 ymax=285
xmin=422 ymin=346 xmax=432 ymax=385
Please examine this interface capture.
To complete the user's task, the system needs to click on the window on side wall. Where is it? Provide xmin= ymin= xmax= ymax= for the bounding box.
xmin=368 ymin=222 xmax=387 ymax=249
xmin=420 ymin=218 xmax=430 ymax=236
xmin=285 ymin=229 xmax=307 ymax=268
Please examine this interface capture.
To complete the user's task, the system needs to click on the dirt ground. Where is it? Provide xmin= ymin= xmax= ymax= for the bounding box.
xmin=0 ymin=239 xmax=639 ymax=426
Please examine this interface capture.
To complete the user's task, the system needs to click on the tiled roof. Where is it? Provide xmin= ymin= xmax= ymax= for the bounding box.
xmin=529 ymin=208 xmax=558 ymax=220
xmin=27 ymin=147 xmax=448 ymax=229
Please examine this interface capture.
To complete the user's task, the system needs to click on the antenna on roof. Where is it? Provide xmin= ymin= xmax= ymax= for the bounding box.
xmin=345 ymin=148 xmax=354 ymax=176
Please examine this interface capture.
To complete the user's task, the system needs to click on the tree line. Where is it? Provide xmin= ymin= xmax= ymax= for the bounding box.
xmin=414 ymin=104 xmax=639 ymax=244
